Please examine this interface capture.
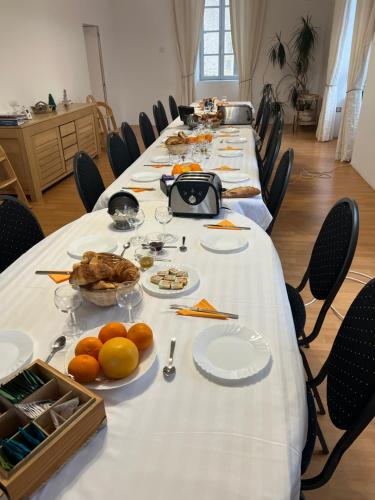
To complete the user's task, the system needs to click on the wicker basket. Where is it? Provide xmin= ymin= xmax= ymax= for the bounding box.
xmin=165 ymin=143 xmax=189 ymax=156
xmin=80 ymin=274 xmax=140 ymax=307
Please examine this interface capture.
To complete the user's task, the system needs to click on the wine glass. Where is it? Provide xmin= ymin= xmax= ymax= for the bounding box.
xmin=155 ymin=206 xmax=175 ymax=243
xmin=54 ymin=284 xmax=83 ymax=339
xmin=128 ymin=208 xmax=145 ymax=245
xmin=116 ymin=283 xmax=144 ymax=323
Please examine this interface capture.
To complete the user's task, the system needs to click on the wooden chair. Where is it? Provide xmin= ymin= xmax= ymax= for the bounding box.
xmin=0 ymin=146 xmax=29 ymax=206
xmin=86 ymin=95 xmax=119 ymax=149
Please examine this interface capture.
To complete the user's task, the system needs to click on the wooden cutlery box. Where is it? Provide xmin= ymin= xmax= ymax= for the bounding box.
xmin=0 ymin=360 xmax=106 ymax=499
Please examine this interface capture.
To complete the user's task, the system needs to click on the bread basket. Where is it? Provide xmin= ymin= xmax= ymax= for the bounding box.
xmin=165 ymin=143 xmax=189 ymax=156
xmin=80 ymin=275 xmax=140 ymax=307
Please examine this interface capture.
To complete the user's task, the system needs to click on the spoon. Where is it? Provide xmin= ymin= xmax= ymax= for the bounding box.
xmin=45 ymin=336 xmax=66 ymax=363
xmin=163 ymin=338 xmax=176 ymax=378
xmin=179 ymin=236 xmax=187 ymax=252
xmin=120 ymin=242 xmax=131 ymax=257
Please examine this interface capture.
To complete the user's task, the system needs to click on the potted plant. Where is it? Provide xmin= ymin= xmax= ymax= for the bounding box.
xmin=266 ymin=16 xmax=318 ymax=119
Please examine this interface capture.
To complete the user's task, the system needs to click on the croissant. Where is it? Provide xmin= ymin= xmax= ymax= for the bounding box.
xmin=112 ymin=260 xmax=139 ymax=283
xmin=69 ymin=261 xmax=113 ymax=286
xmin=90 ymin=280 xmax=117 ymax=290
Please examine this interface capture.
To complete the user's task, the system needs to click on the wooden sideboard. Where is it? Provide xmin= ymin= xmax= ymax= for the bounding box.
xmin=0 ymin=103 xmax=99 ymax=201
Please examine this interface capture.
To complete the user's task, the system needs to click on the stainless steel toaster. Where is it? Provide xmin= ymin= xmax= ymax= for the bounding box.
xmin=168 ymin=172 xmax=222 ymax=217
xmin=217 ymin=104 xmax=253 ymax=125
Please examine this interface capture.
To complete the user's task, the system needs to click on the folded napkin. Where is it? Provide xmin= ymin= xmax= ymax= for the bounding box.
xmin=176 ymin=298 xmax=228 ymax=320
xmin=219 ymin=146 xmax=243 ymax=151
xmin=222 ymin=186 xmax=261 ymax=199
xmin=205 ymin=219 xmax=241 ymax=230
xmin=149 ymin=164 xmax=170 ymax=168
xmin=130 ymin=188 xmax=151 ymax=193
xmin=48 ymin=273 xmax=70 ymax=284
xmin=213 ymin=166 xmax=239 ymax=171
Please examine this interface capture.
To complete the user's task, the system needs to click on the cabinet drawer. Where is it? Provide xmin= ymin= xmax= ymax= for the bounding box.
xmin=65 ymin=158 xmax=74 ymax=173
xmin=76 ymin=114 xmax=93 ymax=130
xmin=59 ymin=121 xmax=76 ymax=137
xmin=62 ymin=132 xmax=77 ymax=149
xmin=63 ymin=143 xmax=78 ymax=160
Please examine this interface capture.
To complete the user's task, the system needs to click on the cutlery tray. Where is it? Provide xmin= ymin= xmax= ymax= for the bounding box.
xmin=0 ymin=359 xmax=106 ymax=500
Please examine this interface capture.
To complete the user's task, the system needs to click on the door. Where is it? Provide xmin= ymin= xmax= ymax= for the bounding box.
xmin=82 ymin=25 xmax=107 ymax=104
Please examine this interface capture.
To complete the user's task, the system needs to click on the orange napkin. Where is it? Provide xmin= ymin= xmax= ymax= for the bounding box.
xmin=176 ymin=298 xmax=228 ymax=320
xmin=149 ymin=164 xmax=170 ymax=168
xmin=48 ymin=273 xmax=70 ymax=284
xmin=220 ymin=146 xmax=242 ymax=151
xmin=205 ymin=219 xmax=241 ymax=230
xmin=130 ymin=188 xmax=151 ymax=193
xmin=213 ymin=166 xmax=238 ymax=171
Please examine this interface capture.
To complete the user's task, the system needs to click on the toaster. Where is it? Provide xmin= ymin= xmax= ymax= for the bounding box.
xmin=168 ymin=172 xmax=222 ymax=217
xmin=217 ymin=104 xmax=253 ymax=125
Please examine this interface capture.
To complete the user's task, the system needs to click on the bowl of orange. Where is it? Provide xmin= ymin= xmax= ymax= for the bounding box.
xmin=172 ymin=163 xmax=202 ymax=176
xmin=65 ymin=322 xmax=156 ymax=389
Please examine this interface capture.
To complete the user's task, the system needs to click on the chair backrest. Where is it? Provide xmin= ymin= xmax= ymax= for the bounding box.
xmin=86 ymin=95 xmax=118 ymax=149
xmin=255 ymin=94 xmax=266 ymax=131
xmin=73 ymin=151 xmax=105 ymax=212
xmin=258 ymin=99 xmax=271 ymax=145
xmin=261 ymin=114 xmax=284 ymax=190
xmin=266 ymin=148 xmax=293 ymax=235
xmin=157 ymin=100 xmax=169 ymax=131
xmin=327 ymin=278 xmax=375 ymax=430
xmin=107 ymin=132 xmax=132 ymax=179
xmin=121 ymin=122 xmax=141 ymax=162
xmin=153 ymin=104 xmax=163 ymax=136
xmin=0 ymin=195 xmax=44 ymax=272
xmin=308 ymin=198 xmax=359 ymax=301
xmin=139 ymin=112 xmax=156 ymax=148
xmin=169 ymin=95 xmax=179 ymax=120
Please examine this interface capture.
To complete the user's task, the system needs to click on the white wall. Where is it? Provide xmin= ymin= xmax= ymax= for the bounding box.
xmin=351 ymin=42 xmax=375 ymax=190
xmin=0 ymin=0 xmax=117 ymax=114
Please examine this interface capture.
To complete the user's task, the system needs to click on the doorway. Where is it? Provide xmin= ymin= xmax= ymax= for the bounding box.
xmin=82 ymin=24 xmax=107 ymax=104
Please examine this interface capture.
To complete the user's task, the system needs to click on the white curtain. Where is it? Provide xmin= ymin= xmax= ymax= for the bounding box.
xmin=316 ymin=0 xmax=353 ymax=142
xmin=229 ymin=0 xmax=267 ymax=101
xmin=336 ymin=0 xmax=375 ymax=161
xmin=172 ymin=0 xmax=204 ymax=105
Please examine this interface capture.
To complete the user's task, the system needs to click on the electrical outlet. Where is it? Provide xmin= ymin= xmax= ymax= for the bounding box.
xmin=336 ymin=106 xmax=342 ymax=112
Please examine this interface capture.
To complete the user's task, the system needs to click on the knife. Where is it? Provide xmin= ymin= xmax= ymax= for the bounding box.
xmin=35 ymin=271 xmax=71 ymax=275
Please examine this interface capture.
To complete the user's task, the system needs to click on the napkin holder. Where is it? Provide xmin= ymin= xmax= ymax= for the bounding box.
xmin=0 ymin=360 xmax=106 ymax=499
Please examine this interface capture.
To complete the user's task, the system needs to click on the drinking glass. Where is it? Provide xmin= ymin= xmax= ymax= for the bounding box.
xmin=128 ymin=208 xmax=145 ymax=245
xmin=54 ymin=284 xmax=83 ymax=338
xmin=154 ymin=206 xmax=176 ymax=243
xmin=135 ymin=247 xmax=155 ymax=270
xmin=116 ymin=283 xmax=143 ymax=322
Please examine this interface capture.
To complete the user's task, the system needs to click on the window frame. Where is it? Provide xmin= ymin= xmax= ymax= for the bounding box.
xmin=199 ymin=0 xmax=238 ymax=81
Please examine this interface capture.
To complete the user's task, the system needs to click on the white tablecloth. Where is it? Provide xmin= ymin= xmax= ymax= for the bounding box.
xmin=0 ymin=205 xmax=306 ymax=499
xmin=93 ymin=119 xmax=273 ymax=231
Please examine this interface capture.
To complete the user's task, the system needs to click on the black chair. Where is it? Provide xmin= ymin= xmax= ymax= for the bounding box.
xmin=153 ymin=104 xmax=163 ymax=136
xmin=259 ymin=113 xmax=284 ymax=191
xmin=286 ymin=198 xmax=359 ymax=415
xmin=121 ymin=122 xmax=140 ymax=162
xmin=157 ymin=100 xmax=169 ymax=131
xmin=0 ymin=195 xmax=44 ymax=272
xmin=139 ymin=112 xmax=156 ymax=148
xmin=169 ymin=95 xmax=179 ymax=120
xmin=107 ymin=132 xmax=132 ymax=179
xmin=266 ymin=148 xmax=293 ymax=235
xmin=254 ymin=94 xmax=266 ymax=132
xmin=301 ymin=278 xmax=375 ymax=493
xmin=73 ymin=151 xmax=105 ymax=213
xmin=257 ymin=98 xmax=271 ymax=149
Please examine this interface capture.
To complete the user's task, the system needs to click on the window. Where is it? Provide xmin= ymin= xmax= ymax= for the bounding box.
xmin=199 ymin=0 xmax=237 ymax=80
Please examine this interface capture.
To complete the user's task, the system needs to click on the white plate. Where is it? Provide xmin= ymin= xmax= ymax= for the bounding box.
xmin=220 ymin=172 xmax=250 ymax=183
xmin=193 ymin=324 xmax=271 ymax=382
xmin=142 ymin=264 xmax=199 ymax=298
xmin=0 ymin=331 xmax=33 ymax=382
xmin=226 ymin=137 xmax=247 ymax=144
xmin=130 ymin=171 xmax=161 ymax=182
xmin=67 ymin=235 xmax=118 ymax=259
xmin=218 ymin=151 xmax=243 ymax=158
xmin=150 ymin=155 xmax=170 ymax=163
xmin=200 ymin=232 xmax=248 ymax=253
xmin=220 ymin=127 xmax=240 ymax=134
xmin=65 ymin=328 xmax=157 ymax=390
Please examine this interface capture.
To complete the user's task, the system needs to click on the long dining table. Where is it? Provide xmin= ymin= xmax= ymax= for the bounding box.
xmin=93 ymin=114 xmax=273 ymax=231
xmin=0 ymin=199 xmax=307 ymax=499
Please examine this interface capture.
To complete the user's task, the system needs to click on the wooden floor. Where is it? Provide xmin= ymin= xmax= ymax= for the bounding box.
xmin=29 ymin=126 xmax=375 ymax=499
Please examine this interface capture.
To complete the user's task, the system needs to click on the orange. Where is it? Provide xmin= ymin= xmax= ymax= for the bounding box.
xmin=190 ymin=163 xmax=202 ymax=172
xmin=172 ymin=163 xmax=202 ymax=175
xmin=205 ymin=133 xmax=213 ymax=143
xmin=98 ymin=322 xmax=127 ymax=344
xmin=75 ymin=337 xmax=103 ymax=359
xmin=187 ymin=136 xmax=197 ymax=144
xmin=68 ymin=354 xmax=100 ymax=383
xmin=98 ymin=337 xmax=139 ymax=379
xmin=127 ymin=323 xmax=153 ymax=351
